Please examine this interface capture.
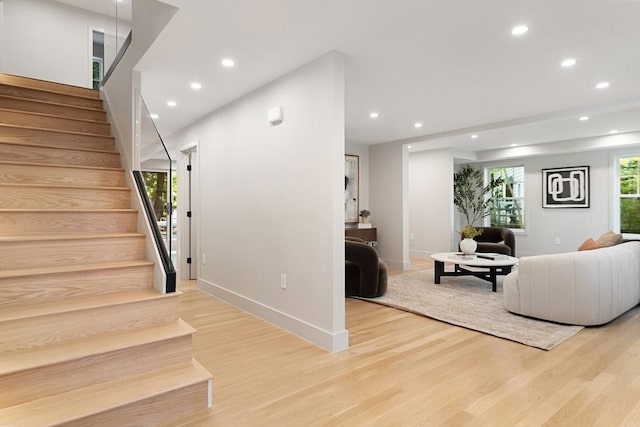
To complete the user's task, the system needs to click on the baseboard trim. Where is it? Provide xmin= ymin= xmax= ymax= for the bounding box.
xmin=198 ymin=278 xmax=349 ymax=353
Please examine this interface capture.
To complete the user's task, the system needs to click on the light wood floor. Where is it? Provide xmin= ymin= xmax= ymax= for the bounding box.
xmin=171 ymin=264 xmax=640 ymax=426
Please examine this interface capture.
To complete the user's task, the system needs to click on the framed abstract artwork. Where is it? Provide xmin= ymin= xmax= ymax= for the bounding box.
xmin=345 ymin=154 xmax=359 ymax=223
xmin=542 ymin=165 xmax=590 ymax=208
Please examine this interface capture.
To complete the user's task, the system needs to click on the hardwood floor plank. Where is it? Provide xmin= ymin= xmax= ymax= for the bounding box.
xmin=170 ymin=278 xmax=640 ymax=426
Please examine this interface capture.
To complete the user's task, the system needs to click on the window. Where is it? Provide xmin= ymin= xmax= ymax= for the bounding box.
xmin=92 ymin=58 xmax=103 ymax=90
xmin=615 ymin=155 xmax=640 ymax=237
xmin=487 ymin=166 xmax=525 ymax=229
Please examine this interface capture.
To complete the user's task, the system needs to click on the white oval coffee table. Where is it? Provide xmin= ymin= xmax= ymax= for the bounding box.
xmin=430 ymin=252 xmax=519 ymax=292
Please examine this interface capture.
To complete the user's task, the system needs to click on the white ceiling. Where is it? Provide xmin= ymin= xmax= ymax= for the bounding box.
xmin=133 ymin=0 xmax=640 ymax=152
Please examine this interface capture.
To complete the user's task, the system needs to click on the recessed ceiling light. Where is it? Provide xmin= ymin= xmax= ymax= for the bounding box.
xmin=561 ymin=58 xmax=577 ymax=67
xmin=167 ymin=100 xmax=177 ymax=107
xmin=150 ymin=114 xmax=159 ymax=119
xmin=407 ymin=145 xmax=412 ymax=149
xmin=414 ymin=122 xmax=423 ymax=128
xmin=595 ymin=81 xmax=610 ymax=89
xmin=471 ymin=134 xmax=479 ymax=139
xmin=221 ymin=58 xmax=235 ymax=68
xmin=579 ymin=116 xmax=589 ymax=121
xmin=190 ymin=82 xmax=202 ymax=90
xmin=369 ymin=112 xmax=379 ymax=118
xmin=511 ymin=25 xmax=528 ymax=35
xmin=609 ymin=129 xmax=619 ymax=134
xmin=510 ymin=143 xmax=518 ymax=147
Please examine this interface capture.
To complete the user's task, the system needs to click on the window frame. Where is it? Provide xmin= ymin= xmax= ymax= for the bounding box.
xmin=613 ymin=153 xmax=640 ymax=239
xmin=484 ymin=164 xmax=527 ymax=234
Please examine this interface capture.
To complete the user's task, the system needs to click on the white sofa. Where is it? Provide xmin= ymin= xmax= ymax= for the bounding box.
xmin=504 ymin=241 xmax=640 ymax=325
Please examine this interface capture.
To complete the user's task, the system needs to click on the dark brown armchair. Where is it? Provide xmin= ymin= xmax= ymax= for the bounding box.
xmin=345 ymin=237 xmax=387 ymax=297
xmin=462 ymin=227 xmax=516 ymax=257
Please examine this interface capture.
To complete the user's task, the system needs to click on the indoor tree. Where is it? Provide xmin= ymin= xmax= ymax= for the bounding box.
xmin=453 ymin=164 xmax=504 ymax=230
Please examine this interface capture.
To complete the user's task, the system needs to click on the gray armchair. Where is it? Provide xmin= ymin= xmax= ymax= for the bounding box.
xmin=461 ymin=227 xmax=516 ymax=257
xmin=345 ymin=237 xmax=387 ymax=297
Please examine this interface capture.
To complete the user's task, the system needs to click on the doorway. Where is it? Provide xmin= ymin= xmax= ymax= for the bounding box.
xmin=178 ymin=143 xmax=199 ymax=281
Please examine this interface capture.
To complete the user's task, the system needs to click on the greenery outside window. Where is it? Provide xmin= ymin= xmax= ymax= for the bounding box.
xmin=487 ymin=166 xmax=525 ymax=230
xmin=615 ymin=155 xmax=640 ymax=237
xmin=92 ymin=57 xmax=103 ymax=90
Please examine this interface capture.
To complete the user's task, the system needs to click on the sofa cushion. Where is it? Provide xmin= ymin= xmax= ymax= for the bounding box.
xmin=596 ymin=230 xmax=622 ymax=246
xmin=578 ymin=238 xmax=604 ymax=251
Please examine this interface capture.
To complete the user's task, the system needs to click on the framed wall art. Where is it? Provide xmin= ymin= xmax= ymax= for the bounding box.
xmin=345 ymin=154 xmax=359 ymax=223
xmin=542 ymin=165 xmax=590 ymax=208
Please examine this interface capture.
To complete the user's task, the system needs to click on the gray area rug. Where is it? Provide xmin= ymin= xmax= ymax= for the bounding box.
xmin=357 ymin=269 xmax=584 ymax=350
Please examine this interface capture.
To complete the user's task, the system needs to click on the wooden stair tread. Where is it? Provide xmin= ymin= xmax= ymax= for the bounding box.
xmin=0 ymin=208 xmax=135 ymax=213
xmin=0 ymin=290 xmax=178 ymax=323
xmin=0 ymin=74 xmax=101 ymax=100
xmin=0 ymin=159 xmax=123 ymax=172
xmin=0 ymin=232 xmax=144 ymax=243
xmin=0 ymin=94 xmax=105 ymax=113
xmin=0 ymin=123 xmax=114 ymax=139
xmin=0 ymin=319 xmax=196 ymax=375
xmin=0 ymin=139 xmax=117 ymax=154
xmin=0 ymin=108 xmax=109 ymax=128
xmin=0 ymin=260 xmax=154 ymax=279
xmin=0 ymin=360 xmax=211 ymax=427
xmin=0 ymin=182 xmax=130 ymax=191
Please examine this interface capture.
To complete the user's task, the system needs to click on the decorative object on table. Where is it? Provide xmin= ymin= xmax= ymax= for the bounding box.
xmin=459 ymin=225 xmax=481 ymax=254
xmin=344 ymin=154 xmax=359 ymax=223
xmin=542 ymin=165 xmax=590 ymax=208
xmin=359 ymin=209 xmax=371 ymax=223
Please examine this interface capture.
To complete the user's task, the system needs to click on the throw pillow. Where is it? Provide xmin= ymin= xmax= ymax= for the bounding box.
xmin=596 ymin=230 xmax=622 ymax=246
xmin=578 ymin=238 xmax=603 ymax=251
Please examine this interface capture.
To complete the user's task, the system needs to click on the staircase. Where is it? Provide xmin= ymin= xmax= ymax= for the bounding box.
xmin=0 ymin=74 xmax=212 ymax=426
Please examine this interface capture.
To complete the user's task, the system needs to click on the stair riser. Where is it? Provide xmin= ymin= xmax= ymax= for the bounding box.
xmin=0 ymin=163 xmax=124 ymax=187
xmin=63 ymin=380 xmax=211 ymax=427
xmin=0 ymin=265 xmax=154 ymax=307
xmin=0 ymin=74 xmax=100 ymax=100
xmin=0 ymin=125 xmax=114 ymax=151
xmin=0 ymin=335 xmax=193 ymax=408
xmin=0 ymin=84 xmax=103 ymax=109
xmin=0 ymin=142 xmax=120 ymax=168
xmin=0 ymin=96 xmax=106 ymax=121
xmin=0 ymin=236 xmax=146 ymax=270
xmin=0 ymin=186 xmax=131 ymax=209
xmin=1 ymin=297 xmax=179 ymax=353
xmin=0 ymin=211 xmax=137 ymax=236
xmin=0 ymin=110 xmax=110 ymax=136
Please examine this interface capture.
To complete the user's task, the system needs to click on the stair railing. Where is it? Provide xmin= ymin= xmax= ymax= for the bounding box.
xmin=133 ymin=92 xmax=176 ymax=293
xmin=99 ymin=0 xmax=132 ymax=87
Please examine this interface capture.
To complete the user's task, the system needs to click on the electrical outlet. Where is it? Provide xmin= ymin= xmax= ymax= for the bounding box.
xmin=280 ymin=273 xmax=287 ymax=290
xmin=202 ymin=253 xmax=207 ymax=265
xmin=554 ymin=237 xmax=561 ymax=245
xmin=410 ymin=233 xmax=414 ymax=241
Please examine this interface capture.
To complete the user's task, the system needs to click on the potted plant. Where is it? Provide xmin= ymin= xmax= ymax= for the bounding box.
xmin=454 ymin=165 xmax=503 ymax=254
xmin=359 ymin=209 xmax=371 ymax=223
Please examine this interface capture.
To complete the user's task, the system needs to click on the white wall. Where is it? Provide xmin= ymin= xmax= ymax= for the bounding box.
xmin=165 ymin=52 xmax=348 ymax=352
xmin=474 ymin=143 xmax=640 ymax=256
xmin=369 ymin=140 xmax=409 ymax=270
xmin=409 ymin=148 xmax=456 ymax=257
xmin=345 ymin=141 xmax=370 ymax=215
xmin=0 ymin=0 xmax=130 ymax=88
xmin=102 ymin=0 xmax=177 ymax=171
